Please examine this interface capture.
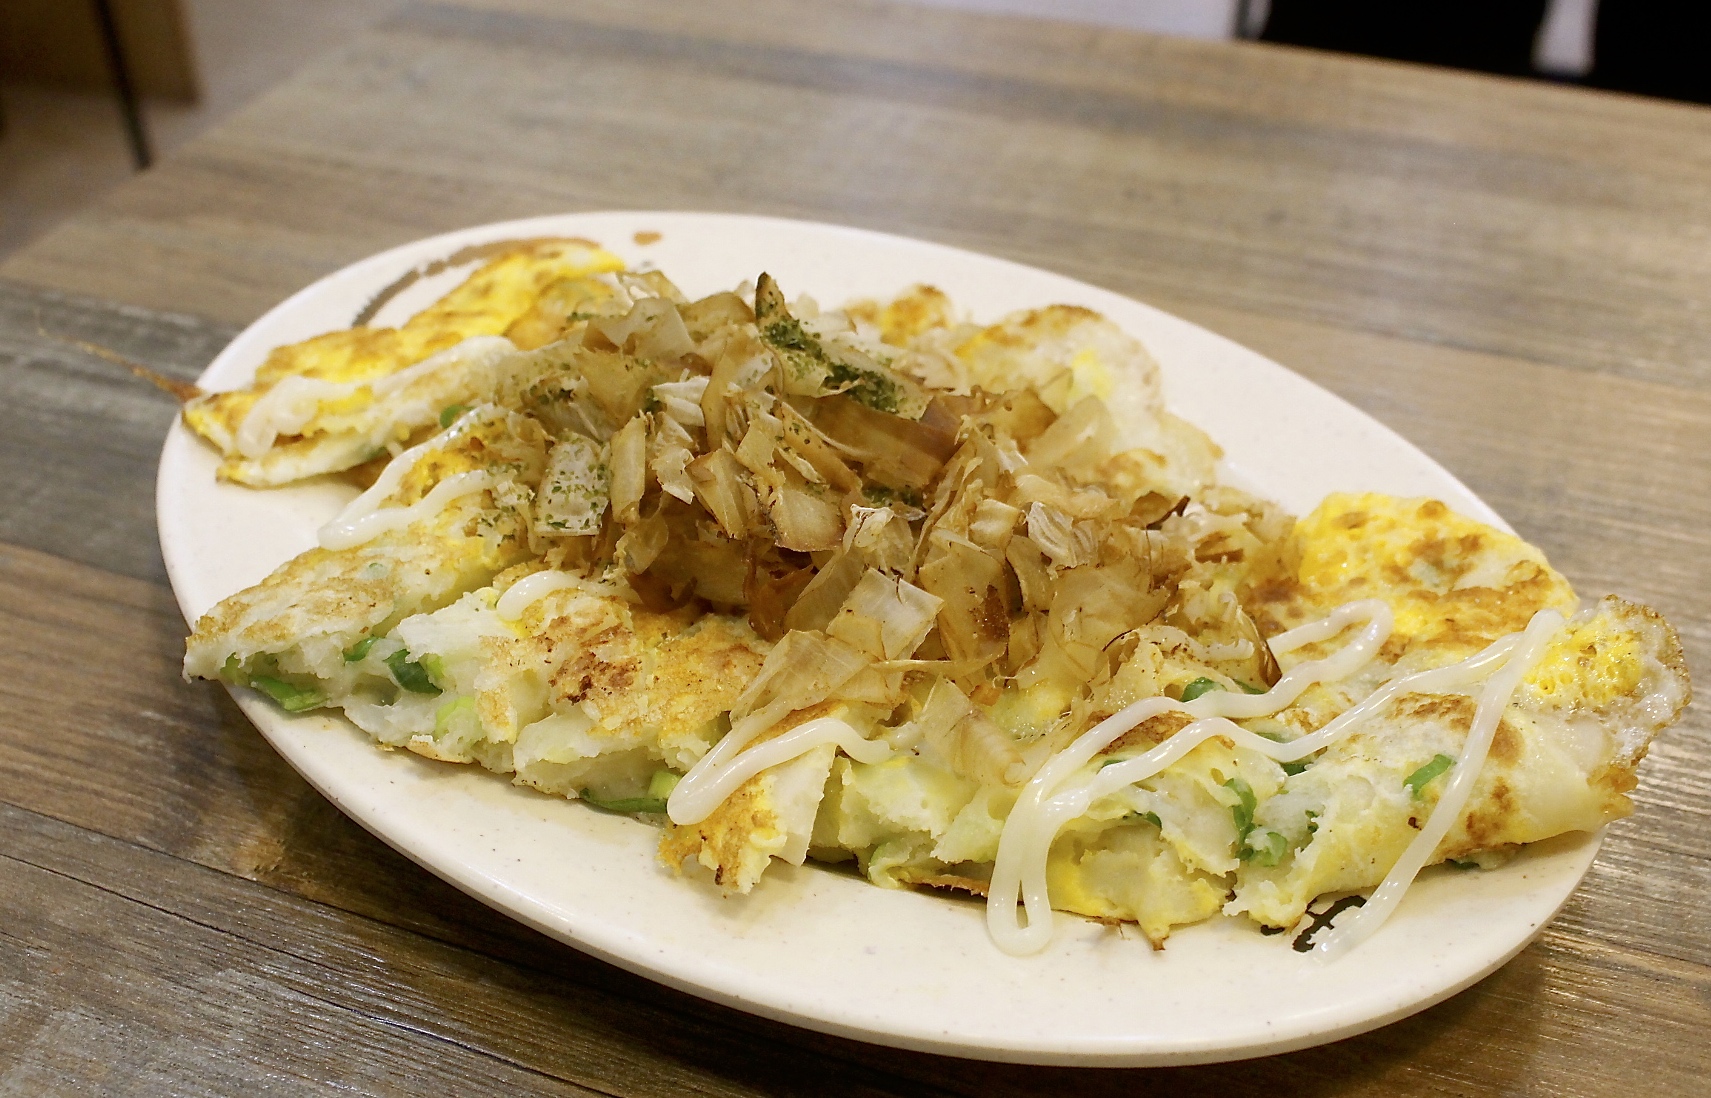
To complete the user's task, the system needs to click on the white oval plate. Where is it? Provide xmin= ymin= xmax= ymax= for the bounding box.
xmin=157 ymin=212 xmax=1599 ymax=1066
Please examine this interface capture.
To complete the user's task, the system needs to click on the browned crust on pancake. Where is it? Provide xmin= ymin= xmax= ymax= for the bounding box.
xmin=1105 ymin=711 xmax=1195 ymax=754
xmin=658 ymin=780 xmax=777 ymax=890
xmin=352 ymin=236 xmax=604 ymax=326
xmin=901 ymin=871 xmax=990 ymax=897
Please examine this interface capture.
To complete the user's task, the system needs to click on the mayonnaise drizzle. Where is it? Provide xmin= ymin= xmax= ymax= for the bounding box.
xmin=637 ymin=588 xmax=1560 ymax=956
xmin=237 ymin=376 xmax=347 ymax=458
xmin=986 ymin=599 xmax=1394 ymax=955
xmin=1307 ymin=607 xmax=1563 ymax=961
xmin=316 ymin=404 xmax=509 ymax=551
xmin=496 ymin=571 xmax=582 ymax=621
xmin=984 ymin=600 xmax=1567 ymax=958
xmin=317 ymin=433 xmax=443 ymax=548
xmin=495 ymin=570 xmax=632 ymax=622
xmin=660 ymin=604 xmax=1382 ymax=837
xmin=318 ymin=471 xmax=493 ymax=551
xmin=233 ymin=335 xmax=513 ymax=459
xmin=667 ymin=717 xmax=891 ymax=825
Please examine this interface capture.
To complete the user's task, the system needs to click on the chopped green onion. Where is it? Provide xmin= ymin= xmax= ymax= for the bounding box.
xmin=1448 ymin=859 xmax=1481 ymax=870
xmin=250 ymin=675 xmax=326 ymax=713
xmin=221 ymin=654 xmax=248 ymax=685
xmin=1224 ymin=777 xmax=1256 ymax=836
xmin=580 ymin=771 xmax=681 ymax=815
xmin=1224 ymin=777 xmax=1288 ymax=863
xmin=1404 ymin=754 xmax=1455 ymax=797
xmin=648 ymin=770 xmax=682 ymax=801
xmin=581 ymin=790 xmax=666 ymax=814
xmin=1141 ymin=811 xmax=1163 ymax=829
xmin=343 ymin=636 xmax=378 ymax=663
xmin=1180 ymin=677 xmax=1224 ymax=702
xmin=1252 ymin=731 xmax=1314 ymax=775
xmin=1242 ymin=827 xmax=1288 ymax=866
xmin=386 ymin=648 xmax=442 ymax=695
xmin=1254 ymin=729 xmax=1313 ymax=775
xmin=1237 ymin=680 xmax=1268 ymax=695
xmin=1252 ymin=732 xmax=1314 ymax=773
xmin=1099 ymin=756 xmax=1127 ymax=769
xmin=434 ymin=696 xmax=477 ymax=734
xmin=438 ymin=404 xmax=469 ymax=428
xmin=579 ymin=790 xmax=667 ymax=813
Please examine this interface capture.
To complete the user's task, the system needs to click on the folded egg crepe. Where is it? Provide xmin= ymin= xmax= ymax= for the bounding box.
xmin=182 ymin=238 xmax=625 ymax=486
xmin=182 ymin=251 xmax=1689 ymax=952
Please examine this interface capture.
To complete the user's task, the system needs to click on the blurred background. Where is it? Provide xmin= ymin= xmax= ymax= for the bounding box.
xmin=1 ymin=0 xmax=1706 ymax=262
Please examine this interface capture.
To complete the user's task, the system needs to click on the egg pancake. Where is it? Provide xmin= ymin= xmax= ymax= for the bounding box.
xmin=182 ymin=238 xmax=623 ymax=486
xmin=184 ymin=406 xmax=544 ymax=705
xmin=1230 ymin=593 xmax=1685 ymax=929
xmin=183 ymin=254 xmax=1689 ymax=956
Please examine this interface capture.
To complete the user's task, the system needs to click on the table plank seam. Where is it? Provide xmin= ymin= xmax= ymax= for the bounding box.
xmin=7 ymin=782 xmax=1708 ymax=1007
xmin=0 ymin=839 xmax=641 ymax=1097
xmin=364 ymin=3 xmax=1711 ymax=392
xmin=0 ymin=798 xmax=977 ymax=1098
xmin=264 ymin=980 xmax=618 ymax=1098
xmin=0 ymin=855 xmax=622 ymax=1096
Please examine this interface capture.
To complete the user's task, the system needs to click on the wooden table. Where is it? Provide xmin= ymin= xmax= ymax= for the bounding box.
xmin=3 ymin=0 xmax=1707 ymax=1091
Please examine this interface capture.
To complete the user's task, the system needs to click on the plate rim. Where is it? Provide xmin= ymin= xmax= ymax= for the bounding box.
xmin=157 ymin=209 xmax=1600 ymax=1066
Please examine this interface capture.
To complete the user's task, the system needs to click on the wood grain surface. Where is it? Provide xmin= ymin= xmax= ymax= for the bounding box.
xmin=1 ymin=0 xmax=1707 ymax=1092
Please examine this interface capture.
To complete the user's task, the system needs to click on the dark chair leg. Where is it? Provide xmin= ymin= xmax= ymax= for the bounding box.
xmin=1591 ymin=0 xmax=1711 ymax=104
xmin=1258 ymin=1 xmax=1549 ymax=78
xmin=91 ymin=0 xmax=153 ymax=170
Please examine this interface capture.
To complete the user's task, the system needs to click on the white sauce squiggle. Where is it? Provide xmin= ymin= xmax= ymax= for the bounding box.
xmin=986 ymin=599 xmax=1395 ymax=955
xmin=316 ymin=404 xmax=513 ymax=551
xmin=644 ymin=590 xmax=1559 ymax=958
xmin=986 ymin=600 xmax=1567 ymax=958
xmin=495 ymin=570 xmax=632 ymax=622
xmin=237 ymin=376 xmax=347 ymax=458
xmin=318 ymin=471 xmax=493 ymax=550
xmin=662 ymin=603 xmax=1395 ymax=837
xmin=234 ymin=335 xmax=514 ymax=459
xmin=667 ymin=717 xmax=891 ymax=825
xmin=497 ymin=571 xmax=584 ymax=621
xmin=1308 ymin=607 xmax=1563 ymax=960
xmin=318 ymin=433 xmax=443 ymax=548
